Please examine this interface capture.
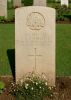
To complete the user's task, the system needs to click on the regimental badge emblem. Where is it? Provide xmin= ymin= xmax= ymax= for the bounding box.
xmin=27 ymin=12 xmax=45 ymax=30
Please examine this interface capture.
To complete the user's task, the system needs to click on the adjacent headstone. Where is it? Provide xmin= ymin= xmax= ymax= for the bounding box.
xmin=33 ymin=0 xmax=46 ymax=6
xmin=15 ymin=6 xmax=55 ymax=86
xmin=0 ymin=0 xmax=7 ymax=18
xmin=13 ymin=0 xmax=21 ymax=7
xmin=61 ymin=0 xmax=68 ymax=7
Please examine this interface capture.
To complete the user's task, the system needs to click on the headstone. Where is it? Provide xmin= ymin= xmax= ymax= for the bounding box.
xmin=15 ymin=6 xmax=55 ymax=86
xmin=13 ymin=0 xmax=21 ymax=7
xmin=0 ymin=0 xmax=7 ymax=18
xmin=61 ymin=0 xmax=68 ymax=7
xmin=33 ymin=0 xmax=46 ymax=6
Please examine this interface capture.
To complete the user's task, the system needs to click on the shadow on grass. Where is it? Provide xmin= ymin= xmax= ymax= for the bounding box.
xmin=7 ymin=49 xmax=15 ymax=80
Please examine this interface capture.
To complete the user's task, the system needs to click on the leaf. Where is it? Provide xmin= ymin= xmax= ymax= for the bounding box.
xmin=0 ymin=81 xmax=5 ymax=90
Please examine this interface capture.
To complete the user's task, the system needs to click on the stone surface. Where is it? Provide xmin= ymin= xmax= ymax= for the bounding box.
xmin=33 ymin=0 xmax=46 ymax=6
xmin=15 ymin=6 xmax=55 ymax=86
xmin=13 ymin=0 xmax=21 ymax=7
xmin=0 ymin=0 xmax=7 ymax=18
xmin=61 ymin=0 xmax=68 ymax=6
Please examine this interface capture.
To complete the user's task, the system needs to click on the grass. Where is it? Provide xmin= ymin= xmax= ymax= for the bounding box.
xmin=0 ymin=24 xmax=71 ymax=76
xmin=0 ymin=24 xmax=15 ymax=75
xmin=56 ymin=24 xmax=71 ymax=76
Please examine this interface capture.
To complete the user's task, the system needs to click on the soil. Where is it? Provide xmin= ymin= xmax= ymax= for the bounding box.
xmin=0 ymin=76 xmax=15 ymax=100
xmin=56 ymin=20 xmax=71 ymax=24
xmin=0 ymin=76 xmax=71 ymax=100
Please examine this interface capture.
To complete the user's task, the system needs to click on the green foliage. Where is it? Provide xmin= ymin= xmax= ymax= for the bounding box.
xmin=7 ymin=8 xmax=15 ymax=21
xmin=0 ymin=81 xmax=5 ymax=94
xmin=22 ymin=0 xmax=33 ymax=6
xmin=6 ymin=15 xmax=15 ymax=23
xmin=64 ymin=14 xmax=71 ymax=21
xmin=47 ymin=0 xmax=56 ymax=3
xmin=7 ymin=0 xmax=13 ymax=9
xmin=0 ymin=16 xmax=5 ymax=23
xmin=69 ymin=0 xmax=71 ymax=3
xmin=0 ymin=15 xmax=15 ymax=23
xmin=56 ymin=5 xmax=71 ymax=21
xmin=10 ymin=73 xmax=54 ymax=100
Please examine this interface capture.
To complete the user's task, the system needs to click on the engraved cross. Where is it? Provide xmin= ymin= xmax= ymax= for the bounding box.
xmin=28 ymin=48 xmax=42 ymax=73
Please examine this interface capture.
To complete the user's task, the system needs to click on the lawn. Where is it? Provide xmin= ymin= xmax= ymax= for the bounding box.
xmin=0 ymin=24 xmax=15 ymax=75
xmin=0 ymin=24 xmax=71 ymax=76
xmin=56 ymin=24 xmax=71 ymax=76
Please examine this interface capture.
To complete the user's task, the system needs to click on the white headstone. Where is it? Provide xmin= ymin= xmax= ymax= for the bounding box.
xmin=0 ymin=0 xmax=7 ymax=18
xmin=13 ymin=0 xmax=21 ymax=7
xmin=15 ymin=6 xmax=56 ymax=86
xmin=33 ymin=0 xmax=46 ymax=6
xmin=61 ymin=0 xmax=68 ymax=7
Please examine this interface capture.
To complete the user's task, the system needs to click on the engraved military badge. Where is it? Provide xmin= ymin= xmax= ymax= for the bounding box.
xmin=27 ymin=12 xmax=45 ymax=30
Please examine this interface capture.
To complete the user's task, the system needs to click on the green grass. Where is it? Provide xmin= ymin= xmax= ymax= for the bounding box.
xmin=56 ymin=24 xmax=71 ymax=76
xmin=0 ymin=24 xmax=71 ymax=76
xmin=0 ymin=24 xmax=15 ymax=75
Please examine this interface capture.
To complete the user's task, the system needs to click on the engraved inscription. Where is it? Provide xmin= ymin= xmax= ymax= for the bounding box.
xmin=27 ymin=12 xmax=45 ymax=30
xmin=28 ymin=48 xmax=42 ymax=73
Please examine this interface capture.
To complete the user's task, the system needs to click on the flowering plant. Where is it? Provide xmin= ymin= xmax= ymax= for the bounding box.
xmin=10 ymin=72 xmax=54 ymax=100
